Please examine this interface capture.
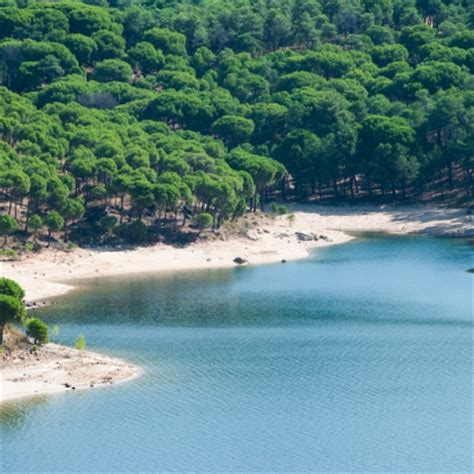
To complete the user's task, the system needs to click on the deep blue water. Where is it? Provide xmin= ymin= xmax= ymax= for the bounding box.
xmin=1 ymin=235 xmax=472 ymax=472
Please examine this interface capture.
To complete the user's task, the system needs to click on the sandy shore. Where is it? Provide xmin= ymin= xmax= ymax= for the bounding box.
xmin=1 ymin=204 xmax=472 ymax=304
xmin=0 ymin=342 xmax=140 ymax=403
xmin=0 ymin=204 xmax=471 ymax=404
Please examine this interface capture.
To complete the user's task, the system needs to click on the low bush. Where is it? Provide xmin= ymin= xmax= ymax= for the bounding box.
xmin=75 ymin=334 xmax=86 ymax=350
xmin=25 ymin=318 xmax=49 ymax=345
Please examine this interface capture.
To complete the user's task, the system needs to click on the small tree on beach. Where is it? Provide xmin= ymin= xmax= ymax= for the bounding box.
xmin=0 ymin=295 xmax=25 ymax=345
xmin=26 ymin=318 xmax=49 ymax=345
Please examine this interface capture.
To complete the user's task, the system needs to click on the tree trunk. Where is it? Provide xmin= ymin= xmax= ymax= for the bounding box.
xmin=0 ymin=324 xmax=4 ymax=345
xmin=353 ymin=175 xmax=359 ymax=194
xmin=447 ymin=161 xmax=453 ymax=189
xmin=120 ymin=195 xmax=125 ymax=224
xmin=24 ymin=200 xmax=31 ymax=232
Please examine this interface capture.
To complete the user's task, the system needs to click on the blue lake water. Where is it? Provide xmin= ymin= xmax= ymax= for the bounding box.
xmin=1 ymin=235 xmax=472 ymax=472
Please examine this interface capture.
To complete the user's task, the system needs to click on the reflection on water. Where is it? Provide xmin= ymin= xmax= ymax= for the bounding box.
xmin=0 ymin=396 xmax=49 ymax=429
xmin=1 ymin=235 xmax=472 ymax=472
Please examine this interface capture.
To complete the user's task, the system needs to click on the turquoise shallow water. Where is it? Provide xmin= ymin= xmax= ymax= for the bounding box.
xmin=1 ymin=235 xmax=472 ymax=472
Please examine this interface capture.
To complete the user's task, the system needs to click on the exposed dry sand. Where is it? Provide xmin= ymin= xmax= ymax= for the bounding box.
xmin=1 ymin=204 xmax=472 ymax=304
xmin=1 ymin=342 xmax=140 ymax=403
xmin=1 ymin=204 xmax=471 ymax=403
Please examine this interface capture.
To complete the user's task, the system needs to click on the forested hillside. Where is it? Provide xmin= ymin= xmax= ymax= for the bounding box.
xmin=0 ymin=0 xmax=472 ymax=247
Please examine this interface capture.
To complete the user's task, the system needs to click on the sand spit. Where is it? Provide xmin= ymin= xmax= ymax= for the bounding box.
xmin=1 ymin=342 xmax=140 ymax=403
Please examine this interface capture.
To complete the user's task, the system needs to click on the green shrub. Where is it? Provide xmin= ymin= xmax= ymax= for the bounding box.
xmin=196 ymin=213 xmax=213 ymax=233
xmin=0 ymin=249 xmax=19 ymax=260
xmin=66 ymin=241 xmax=78 ymax=251
xmin=25 ymin=318 xmax=49 ymax=345
xmin=23 ymin=241 xmax=34 ymax=252
xmin=128 ymin=220 xmax=147 ymax=243
xmin=270 ymin=203 xmax=288 ymax=215
xmin=113 ymin=220 xmax=147 ymax=243
xmin=75 ymin=334 xmax=86 ymax=350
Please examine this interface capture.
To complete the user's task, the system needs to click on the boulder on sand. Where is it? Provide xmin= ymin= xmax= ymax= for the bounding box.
xmin=233 ymin=257 xmax=248 ymax=265
xmin=295 ymin=232 xmax=317 ymax=241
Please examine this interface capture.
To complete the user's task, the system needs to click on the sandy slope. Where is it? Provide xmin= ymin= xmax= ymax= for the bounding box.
xmin=0 ymin=343 xmax=140 ymax=403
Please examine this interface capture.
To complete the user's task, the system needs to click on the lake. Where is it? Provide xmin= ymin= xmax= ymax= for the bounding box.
xmin=1 ymin=235 xmax=472 ymax=472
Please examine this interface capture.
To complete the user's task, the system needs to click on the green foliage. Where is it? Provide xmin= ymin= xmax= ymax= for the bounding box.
xmin=91 ymin=59 xmax=132 ymax=82
xmin=0 ymin=277 xmax=25 ymax=300
xmin=270 ymin=203 xmax=288 ymax=215
xmin=28 ymin=214 xmax=43 ymax=238
xmin=114 ymin=220 xmax=148 ymax=244
xmin=26 ymin=318 xmax=49 ymax=345
xmin=0 ymin=249 xmax=18 ymax=260
xmin=75 ymin=333 xmax=86 ymax=351
xmin=196 ymin=212 xmax=213 ymax=232
xmin=0 ymin=294 xmax=25 ymax=344
xmin=0 ymin=0 xmax=470 ymax=251
xmin=0 ymin=215 xmax=19 ymax=246
xmin=45 ymin=211 xmax=64 ymax=233
xmin=212 ymin=115 xmax=255 ymax=147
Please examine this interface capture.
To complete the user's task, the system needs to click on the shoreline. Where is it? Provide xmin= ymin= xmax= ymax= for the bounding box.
xmin=1 ymin=204 xmax=471 ymax=404
xmin=0 ymin=342 xmax=141 ymax=404
xmin=1 ymin=203 xmax=472 ymax=304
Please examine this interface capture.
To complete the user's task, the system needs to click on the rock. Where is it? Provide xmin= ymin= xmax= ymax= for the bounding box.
xmin=318 ymin=234 xmax=331 ymax=242
xmin=233 ymin=257 xmax=248 ymax=265
xmin=467 ymin=268 xmax=474 ymax=273
xmin=64 ymin=383 xmax=71 ymax=388
xmin=295 ymin=232 xmax=316 ymax=241
xmin=281 ymin=259 xmax=287 ymax=263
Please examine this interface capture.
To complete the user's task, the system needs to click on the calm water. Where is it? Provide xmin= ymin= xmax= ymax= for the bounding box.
xmin=1 ymin=235 xmax=472 ymax=472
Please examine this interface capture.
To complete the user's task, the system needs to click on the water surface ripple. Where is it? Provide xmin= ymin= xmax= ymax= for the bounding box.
xmin=1 ymin=235 xmax=472 ymax=472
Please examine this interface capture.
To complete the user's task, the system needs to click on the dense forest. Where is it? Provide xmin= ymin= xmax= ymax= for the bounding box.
xmin=0 ymin=0 xmax=472 ymax=248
